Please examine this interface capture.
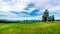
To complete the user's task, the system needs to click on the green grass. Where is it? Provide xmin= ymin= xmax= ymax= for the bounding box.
xmin=0 ymin=22 xmax=60 ymax=34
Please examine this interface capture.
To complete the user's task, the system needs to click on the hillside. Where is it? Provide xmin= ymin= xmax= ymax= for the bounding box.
xmin=0 ymin=22 xmax=60 ymax=34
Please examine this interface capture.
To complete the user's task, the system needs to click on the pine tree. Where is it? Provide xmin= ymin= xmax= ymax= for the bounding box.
xmin=44 ymin=9 xmax=49 ymax=17
xmin=48 ymin=16 xmax=52 ymax=22
xmin=42 ymin=9 xmax=49 ymax=22
xmin=51 ymin=15 xmax=55 ymax=22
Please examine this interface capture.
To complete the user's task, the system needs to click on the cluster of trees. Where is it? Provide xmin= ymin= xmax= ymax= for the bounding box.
xmin=42 ymin=9 xmax=55 ymax=22
xmin=17 ymin=20 xmax=41 ymax=22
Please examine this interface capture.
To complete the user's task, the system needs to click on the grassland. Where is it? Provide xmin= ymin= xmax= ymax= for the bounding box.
xmin=0 ymin=22 xmax=60 ymax=34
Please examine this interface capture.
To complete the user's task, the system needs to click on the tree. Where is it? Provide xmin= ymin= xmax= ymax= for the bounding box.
xmin=42 ymin=15 xmax=47 ymax=22
xmin=44 ymin=9 xmax=49 ymax=17
xmin=42 ymin=9 xmax=49 ymax=22
xmin=51 ymin=15 xmax=55 ymax=22
xmin=48 ymin=16 xmax=52 ymax=22
xmin=48 ymin=15 xmax=55 ymax=22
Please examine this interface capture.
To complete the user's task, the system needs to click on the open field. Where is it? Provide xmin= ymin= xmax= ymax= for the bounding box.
xmin=0 ymin=22 xmax=60 ymax=34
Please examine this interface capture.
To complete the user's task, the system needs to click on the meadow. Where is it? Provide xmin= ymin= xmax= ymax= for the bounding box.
xmin=0 ymin=22 xmax=60 ymax=34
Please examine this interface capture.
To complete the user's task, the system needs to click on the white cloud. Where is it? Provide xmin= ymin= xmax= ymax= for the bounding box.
xmin=0 ymin=0 xmax=31 ymax=12
xmin=48 ymin=5 xmax=60 ymax=11
xmin=32 ymin=0 xmax=60 ymax=11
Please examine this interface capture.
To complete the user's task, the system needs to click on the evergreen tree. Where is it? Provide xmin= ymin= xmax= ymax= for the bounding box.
xmin=44 ymin=9 xmax=49 ymax=17
xmin=48 ymin=16 xmax=52 ymax=22
xmin=51 ymin=15 xmax=55 ymax=22
xmin=42 ymin=9 xmax=49 ymax=22
xmin=48 ymin=15 xmax=55 ymax=22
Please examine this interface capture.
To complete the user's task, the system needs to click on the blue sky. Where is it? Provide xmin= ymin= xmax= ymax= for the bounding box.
xmin=0 ymin=0 xmax=60 ymax=20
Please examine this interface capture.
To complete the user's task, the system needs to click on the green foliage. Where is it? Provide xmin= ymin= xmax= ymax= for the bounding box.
xmin=48 ymin=15 xmax=55 ymax=22
xmin=0 ymin=19 xmax=17 ymax=23
xmin=42 ymin=9 xmax=49 ymax=22
xmin=0 ymin=22 xmax=59 ymax=34
xmin=42 ymin=9 xmax=55 ymax=22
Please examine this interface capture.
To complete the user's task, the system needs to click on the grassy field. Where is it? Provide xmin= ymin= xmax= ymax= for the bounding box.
xmin=0 ymin=22 xmax=60 ymax=34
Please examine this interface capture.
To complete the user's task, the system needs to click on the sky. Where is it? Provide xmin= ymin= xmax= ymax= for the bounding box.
xmin=0 ymin=0 xmax=60 ymax=20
